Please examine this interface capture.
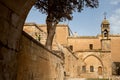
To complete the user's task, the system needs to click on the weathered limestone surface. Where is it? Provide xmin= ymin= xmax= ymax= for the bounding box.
xmin=0 ymin=0 xmax=36 ymax=80
xmin=17 ymin=31 xmax=64 ymax=80
xmin=0 ymin=1 xmax=70 ymax=80
xmin=63 ymin=47 xmax=78 ymax=78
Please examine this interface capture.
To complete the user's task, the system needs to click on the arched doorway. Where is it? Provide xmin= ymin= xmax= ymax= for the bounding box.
xmin=98 ymin=66 xmax=102 ymax=75
xmin=81 ymin=55 xmax=103 ymax=78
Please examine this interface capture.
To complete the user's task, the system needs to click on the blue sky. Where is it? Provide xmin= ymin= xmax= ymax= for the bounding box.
xmin=25 ymin=0 xmax=120 ymax=36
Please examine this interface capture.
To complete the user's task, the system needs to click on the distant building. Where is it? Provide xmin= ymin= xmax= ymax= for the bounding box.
xmin=24 ymin=18 xmax=120 ymax=79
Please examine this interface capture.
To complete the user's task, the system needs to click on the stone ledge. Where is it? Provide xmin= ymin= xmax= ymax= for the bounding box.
xmin=74 ymin=49 xmax=111 ymax=53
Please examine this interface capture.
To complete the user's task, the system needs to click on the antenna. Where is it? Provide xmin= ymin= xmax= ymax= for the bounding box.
xmin=103 ymin=12 xmax=107 ymax=19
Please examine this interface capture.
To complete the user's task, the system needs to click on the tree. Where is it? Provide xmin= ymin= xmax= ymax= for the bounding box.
xmin=34 ymin=0 xmax=99 ymax=50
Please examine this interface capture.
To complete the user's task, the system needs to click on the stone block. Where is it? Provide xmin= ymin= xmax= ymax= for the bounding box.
xmin=0 ymin=3 xmax=10 ymax=19
xmin=0 ymin=47 xmax=17 ymax=80
xmin=17 ymin=33 xmax=64 ymax=80
xmin=0 ymin=19 xmax=9 ymax=45
xmin=7 ymin=25 xmax=21 ymax=50
xmin=11 ymin=13 xmax=19 ymax=27
xmin=0 ymin=0 xmax=29 ymax=15
xmin=1 ymin=47 xmax=16 ymax=62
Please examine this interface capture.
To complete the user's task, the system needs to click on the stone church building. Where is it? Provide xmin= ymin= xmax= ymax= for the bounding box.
xmin=24 ymin=18 xmax=120 ymax=79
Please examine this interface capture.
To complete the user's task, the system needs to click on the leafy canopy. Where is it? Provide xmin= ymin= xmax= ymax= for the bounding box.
xmin=34 ymin=0 xmax=99 ymax=22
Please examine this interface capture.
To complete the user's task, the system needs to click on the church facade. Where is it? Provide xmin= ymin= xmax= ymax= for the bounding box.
xmin=24 ymin=18 xmax=120 ymax=79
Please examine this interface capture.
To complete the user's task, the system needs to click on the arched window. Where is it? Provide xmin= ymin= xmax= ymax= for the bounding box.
xmin=103 ymin=29 xmax=108 ymax=37
xmin=90 ymin=66 xmax=94 ymax=72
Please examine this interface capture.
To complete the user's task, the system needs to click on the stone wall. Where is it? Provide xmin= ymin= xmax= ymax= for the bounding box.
xmin=17 ymin=31 xmax=64 ymax=80
xmin=24 ymin=23 xmax=47 ymax=45
xmin=75 ymin=51 xmax=112 ymax=78
xmin=63 ymin=47 xmax=78 ymax=78
xmin=67 ymin=36 xmax=101 ymax=52
xmin=0 ymin=0 xmax=36 ymax=80
xmin=111 ymin=36 xmax=120 ymax=62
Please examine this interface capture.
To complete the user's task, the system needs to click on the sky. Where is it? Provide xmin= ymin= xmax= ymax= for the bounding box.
xmin=25 ymin=0 xmax=120 ymax=36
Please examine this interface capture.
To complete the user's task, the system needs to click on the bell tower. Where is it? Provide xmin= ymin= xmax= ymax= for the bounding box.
xmin=101 ymin=15 xmax=111 ymax=51
xmin=101 ymin=12 xmax=110 ymax=39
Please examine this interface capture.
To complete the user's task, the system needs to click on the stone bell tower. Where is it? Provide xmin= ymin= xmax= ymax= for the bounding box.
xmin=101 ymin=16 xmax=111 ymax=51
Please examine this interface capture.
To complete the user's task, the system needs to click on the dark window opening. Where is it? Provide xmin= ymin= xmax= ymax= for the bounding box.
xmin=64 ymin=71 xmax=66 ymax=76
xmin=112 ymin=62 xmax=120 ymax=75
xmin=89 ymin=44 xmax=93 ymax=50
xmin=69 ymin=45 xmax=73 ymax=51
xmin=90 ymin=66 xmax=94 ymax=72
xmin=82 ymin=66 xmax=86 ymax=72
xmin=103 ymin=29 xmax=108 ymax=37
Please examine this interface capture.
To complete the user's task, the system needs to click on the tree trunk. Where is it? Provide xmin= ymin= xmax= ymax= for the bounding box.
xmin=45 ymin=16 xmax=58 ymax=50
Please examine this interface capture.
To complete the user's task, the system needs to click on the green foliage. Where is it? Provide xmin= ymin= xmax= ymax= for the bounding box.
xmin=34 ymin=0 xmax=99 ymax=22
xmin=35 ymin=33 xmax=41 ymax=41
xmin=34 ymin=0 xmax=99 ymax=49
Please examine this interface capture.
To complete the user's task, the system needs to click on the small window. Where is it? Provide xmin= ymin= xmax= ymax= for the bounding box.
xmin=89 ymin=44 xmax=93 ymax=50
xmin=64 ymin=71 xmax=66 ymax=76
xmin=82 ymin=66 xmax=86 ymax=72
xmin=90 ymin=66 xmax=94 ymax=72
xmin=69 ymin=45 xmax=73 ymax=51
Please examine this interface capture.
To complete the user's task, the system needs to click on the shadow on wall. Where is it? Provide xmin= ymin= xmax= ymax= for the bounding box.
xmin=17 ymin=31 xmax=64 ymax=80
xmin=112 ymin=62 xmax=120 ymax=75
xmin=0 ymin=0 xmax=38 ymax=80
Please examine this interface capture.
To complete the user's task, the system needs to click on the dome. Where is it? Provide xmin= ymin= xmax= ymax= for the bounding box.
xmin=102 ymin=19 xmax=110 ymax=25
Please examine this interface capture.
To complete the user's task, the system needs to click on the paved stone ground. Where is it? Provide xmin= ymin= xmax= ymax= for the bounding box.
xmin=65 ymin=78 xmax=87 ymax=80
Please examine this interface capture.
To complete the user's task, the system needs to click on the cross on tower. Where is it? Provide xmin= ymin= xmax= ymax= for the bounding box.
xmin=104 ymin=12 xmax=107 ymax=19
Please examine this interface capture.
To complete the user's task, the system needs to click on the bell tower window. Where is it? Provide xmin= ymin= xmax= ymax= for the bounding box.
xmin=103 ymin=29 xmax=108 ymax=37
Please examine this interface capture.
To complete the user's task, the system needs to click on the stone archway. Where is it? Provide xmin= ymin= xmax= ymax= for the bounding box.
xmin=0 ymin=0 xmax=36 ymax=80
xmin=81 ymin=55 xmax=104 ymax=78
xmin=83 ymin=54 xmax=104 ymax=67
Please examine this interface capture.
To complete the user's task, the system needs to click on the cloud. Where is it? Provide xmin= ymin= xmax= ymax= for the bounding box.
xmin=110 ymin=0 xmax=120 ymax=5
xmin=109 ymin=8 xmax=120 ymax=34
